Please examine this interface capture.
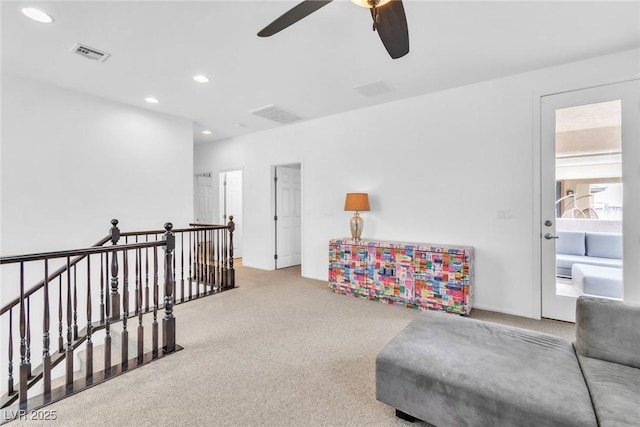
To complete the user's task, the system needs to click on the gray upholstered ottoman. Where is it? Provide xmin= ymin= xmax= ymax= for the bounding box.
xmin=571 ymin=264 xmax=622 ymax=299
xmin=376 ymin=311 xmax=597 ymax=427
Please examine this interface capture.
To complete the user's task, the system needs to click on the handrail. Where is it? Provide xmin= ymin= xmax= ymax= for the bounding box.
xmin=122 ymin=224 xmax=228 ymax=238
xmin=1 ymin=221 xmax=235 ymax=316
xmin=0 ymin=235 xmax=110 ymax=316
xmin=0 ymin=241 xmax=165 ymax=265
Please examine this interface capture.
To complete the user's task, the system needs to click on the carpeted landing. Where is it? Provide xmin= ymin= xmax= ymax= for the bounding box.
xmin=8 ymin=263 xmax=574 ymax=426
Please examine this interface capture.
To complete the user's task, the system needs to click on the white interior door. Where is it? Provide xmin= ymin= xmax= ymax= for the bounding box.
xmin=275 ymin=165 xmax=301 ymax=269
xmin=194 ymin=174 xmax=213 ymax=223
xmin=219 ymin=170 xmax=242 ymax=258
xmin=541 ymin=80 xmax=640 ymax=321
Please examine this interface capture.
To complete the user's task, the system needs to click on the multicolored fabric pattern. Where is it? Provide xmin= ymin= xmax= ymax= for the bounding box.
xmin=328 ymin=239 xmax=473 ymax=315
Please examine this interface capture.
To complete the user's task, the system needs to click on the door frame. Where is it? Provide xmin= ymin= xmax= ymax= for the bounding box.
xmin=272 ymin=162 xmax=303 ymax=270
xmin=533 ymin=79 xmax=640 ymax=320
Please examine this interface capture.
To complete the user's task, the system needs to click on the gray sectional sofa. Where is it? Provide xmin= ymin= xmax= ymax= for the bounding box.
xmin=556 ymin=230 xmax=622 ymax=277
xmin=376 ymin=296 xmax=640 ymax=427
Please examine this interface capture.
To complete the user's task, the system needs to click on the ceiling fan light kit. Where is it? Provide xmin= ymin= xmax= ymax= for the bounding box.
xmin=350 ymin=0 xmax=392 ymax=8
xmin=258 ymin=0 xmax=409 ymax=59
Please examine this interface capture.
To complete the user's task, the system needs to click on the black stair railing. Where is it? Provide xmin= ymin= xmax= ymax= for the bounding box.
xmin=0 ymin=217 xmax=235 ymax=419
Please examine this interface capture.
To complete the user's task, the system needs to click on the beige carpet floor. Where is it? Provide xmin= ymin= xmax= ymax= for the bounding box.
xmin=6 ymin=263 xmax=574 ymax=426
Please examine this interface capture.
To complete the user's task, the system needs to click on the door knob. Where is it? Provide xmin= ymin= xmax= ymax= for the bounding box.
xmin=544 ymin=233 xmax=559 ymax=240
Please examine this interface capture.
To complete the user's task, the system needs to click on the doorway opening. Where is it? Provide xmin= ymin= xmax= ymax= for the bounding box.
xmin=273 ymin=164 xmax=302 ymax=270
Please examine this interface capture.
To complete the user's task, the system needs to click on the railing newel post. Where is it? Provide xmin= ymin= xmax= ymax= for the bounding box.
xmin=162 ymin=222 xmax=176 ymax=353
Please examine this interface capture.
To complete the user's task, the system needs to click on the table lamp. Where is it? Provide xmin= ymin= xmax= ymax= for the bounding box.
xmin=344 ymin=193 xmax=370 ymax=240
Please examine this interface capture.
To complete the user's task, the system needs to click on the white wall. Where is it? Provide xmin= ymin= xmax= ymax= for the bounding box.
xmin=194 ymin=49 xmax=639 ymax=318
xmin=1 ymin=75 xmax=194 ymax=256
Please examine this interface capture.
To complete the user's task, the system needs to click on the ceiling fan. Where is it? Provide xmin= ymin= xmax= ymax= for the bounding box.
xmin=257 ymin=0 xmax=409 ymax=59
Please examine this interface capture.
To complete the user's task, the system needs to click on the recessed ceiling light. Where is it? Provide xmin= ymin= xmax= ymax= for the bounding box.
xmin=202 ymin=130 xmax=212 ymax=135
xmin=193 ymin=75 xmax=210 ymax=83
xmin=144 ymin=97 xmax=159 ymax=104
xmin=21 ymin=7 xmax=55 ymax=23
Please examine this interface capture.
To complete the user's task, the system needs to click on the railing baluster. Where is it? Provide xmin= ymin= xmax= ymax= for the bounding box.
xmin=86 ymin=255 xmax=93 ymax=381
xmin=110 ymin=219 xmax=121 ymax=320
xmin=145 ymin=236 xmax=150 ymax=312
xmin=212 ymin=229 xmax=216 ymax=292
xmin=58 ymin=275 xmax=63 ymax=354
xmin=220 ymin=226 xmax=227 ymax=289
xmin=137 ymin=248 xmax=144 ymax=363
xmin=135 ymin=236 xmax=139 ymax=316
xmin=8 ymin=308 xmax=14 ymax=395
xmin=43 ymin=258 xmax=51 ymax=395
xmin=19 ymin=262 xmax=28 ymax=405
xmin=122 ymin=249 xmax=129 ymax=370
xmin=173 ymin=237 xmax=177 ymax=300
xmin=26 ymin=297 xmax=31 ymax=378
xmin=73 ymin=264 xmax=78 ymax=339
xmin=162 ymin=223 xmax=176 ymax=353
xmin=100 ymin=253 xmax=105 ymax=323
xmin=104 ymin=251 xmax=112 ymax=375
xmin=180 ymin=233 xmax=185 ymax=303
xmin=208 ymin=230 xmax=213 ymax=295
xmin=206 ymin=229 xmax=210 ymax=295
xmin=195 ymin=229 xmax=200 ymax=294
xmin=212 ymin=230 xmax=216 ymax=291
xmin=218 ymin=227 xmax=223 ymax=288
xmin=228 ymin=216 xmax=235 ymax=289
xmin=188 ymin=230 xmax=193 ymax=301
xmin=153 ymin=246 xmax=159 ymax=358
xmin=65 ymin=256 xmax=73 ymax=390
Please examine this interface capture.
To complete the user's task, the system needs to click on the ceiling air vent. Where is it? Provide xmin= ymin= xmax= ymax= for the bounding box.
xmin=70 ymin=43 xmax=111 ymax=63
xmin=353 ymin=80 xmax=392 ymax=97
xmin=249 ymin=104 xmax=302 ymax=124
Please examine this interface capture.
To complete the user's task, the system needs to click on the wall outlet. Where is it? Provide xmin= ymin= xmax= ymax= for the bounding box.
xmin=497 ymin=209 xmax=515 ymax=220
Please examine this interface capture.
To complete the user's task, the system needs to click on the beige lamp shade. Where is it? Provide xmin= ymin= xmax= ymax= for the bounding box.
xmin=344 ymin=193 xmax=370 ymax=212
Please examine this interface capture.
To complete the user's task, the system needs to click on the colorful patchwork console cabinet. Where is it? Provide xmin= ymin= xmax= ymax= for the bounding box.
xmin=328 ymin=238 xmax=473 ymax=315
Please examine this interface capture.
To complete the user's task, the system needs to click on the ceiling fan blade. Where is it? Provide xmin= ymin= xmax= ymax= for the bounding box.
xmin=258 ymin=0 xmax=334 ymax=37
xmin=372 ymin=0 xmax=409 ymax=59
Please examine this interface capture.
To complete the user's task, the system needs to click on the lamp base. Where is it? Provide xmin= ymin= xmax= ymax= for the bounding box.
xmin=350 ymin=212 xmax=364 ymax=239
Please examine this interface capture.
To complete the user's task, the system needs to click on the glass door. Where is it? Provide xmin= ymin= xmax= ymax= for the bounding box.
xmin=541 ymin=80 xmax=640 ymax=322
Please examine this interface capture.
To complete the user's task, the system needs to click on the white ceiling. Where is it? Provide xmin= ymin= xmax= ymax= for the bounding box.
xmin=2 ymin=1 xmax=639 ymax=144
